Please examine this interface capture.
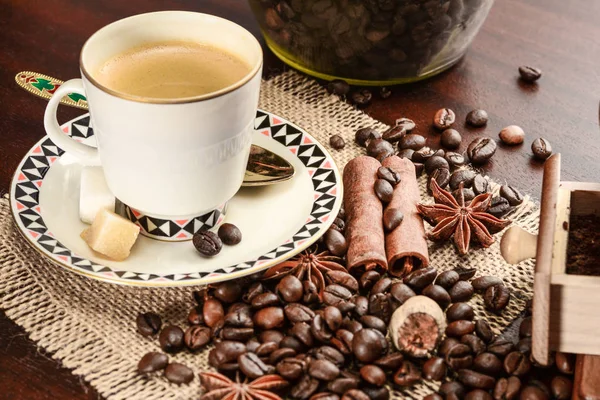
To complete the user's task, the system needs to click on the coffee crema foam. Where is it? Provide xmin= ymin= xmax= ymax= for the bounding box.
xmin=94 ymin=40 xmax=251 ymax=99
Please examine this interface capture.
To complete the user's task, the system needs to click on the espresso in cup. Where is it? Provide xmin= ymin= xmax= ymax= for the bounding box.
xmin=94 ymin=40 xmax=251 ymax=99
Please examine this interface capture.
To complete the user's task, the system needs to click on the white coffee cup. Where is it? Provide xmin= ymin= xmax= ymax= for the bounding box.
xmin=44 ymin=11 xmax=263 ymax=218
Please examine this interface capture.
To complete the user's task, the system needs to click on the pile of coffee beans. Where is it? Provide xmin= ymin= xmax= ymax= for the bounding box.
xmin=251 ymin=0 xmax=493 ymax=81
xmin=193 ymin=223 xmax=242 ymax=257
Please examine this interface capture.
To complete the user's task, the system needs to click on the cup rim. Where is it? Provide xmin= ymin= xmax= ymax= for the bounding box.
xmin=79 ymin=11 xmax=263 ymax=104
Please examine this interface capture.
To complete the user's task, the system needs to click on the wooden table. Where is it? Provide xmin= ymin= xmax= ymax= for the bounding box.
xmin=1 ymin=0 xmax=599 ymax=398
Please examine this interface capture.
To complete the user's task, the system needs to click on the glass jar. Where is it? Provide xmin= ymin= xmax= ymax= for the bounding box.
xmin=249 ymin=0 xmax=494 ymax=85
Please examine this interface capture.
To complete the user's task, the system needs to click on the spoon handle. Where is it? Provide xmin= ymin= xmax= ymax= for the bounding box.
xmin=15 ymin=71 xmax=89 ymax=110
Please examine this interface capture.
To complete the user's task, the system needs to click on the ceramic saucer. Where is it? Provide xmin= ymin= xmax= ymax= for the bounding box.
xmin=10 ymin=110 xmax=342 ymax=287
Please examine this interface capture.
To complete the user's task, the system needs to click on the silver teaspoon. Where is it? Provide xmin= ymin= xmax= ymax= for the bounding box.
xmin=15 ymin=71 xmax=295 ymax=187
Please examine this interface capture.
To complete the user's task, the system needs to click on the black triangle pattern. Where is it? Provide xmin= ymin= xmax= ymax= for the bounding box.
xmin=13 ymin=111 xmax=340 ymax=283
xmin=125 ymin=206 xmax=222 ymax=240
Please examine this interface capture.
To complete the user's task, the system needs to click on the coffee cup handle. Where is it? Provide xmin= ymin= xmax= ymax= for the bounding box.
xmin=44 ymin=79 xmax=101 ymax=166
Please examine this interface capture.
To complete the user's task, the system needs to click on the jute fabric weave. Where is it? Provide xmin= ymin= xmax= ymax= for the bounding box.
xmin=0 ymin=71 xmax=538 ymax=399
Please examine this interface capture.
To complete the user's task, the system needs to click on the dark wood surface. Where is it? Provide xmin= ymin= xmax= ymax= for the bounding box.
xmin=1 ymin=0 xmax=599 ymax=398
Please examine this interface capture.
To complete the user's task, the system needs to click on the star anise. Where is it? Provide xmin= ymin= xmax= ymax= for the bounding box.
xmin=417 ymin=178 xmax=511 ymax=255
xmin=200 ymin=372 xmax=288 ymax=400
xmin=261 ymin=246 xmax=347 ymax=301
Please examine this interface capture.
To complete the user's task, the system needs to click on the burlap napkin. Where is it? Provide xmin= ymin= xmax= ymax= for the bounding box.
xmin=0 ymin=71 xmax=539 ymax=400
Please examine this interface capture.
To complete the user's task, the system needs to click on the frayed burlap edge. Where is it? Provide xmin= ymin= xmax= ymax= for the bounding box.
xmin=0 ymin=71 xmax=539 ymax=400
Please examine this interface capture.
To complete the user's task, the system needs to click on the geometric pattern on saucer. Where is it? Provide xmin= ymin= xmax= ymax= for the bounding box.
xmin=124 ymin=203 xmax=226 ymax=242
xmin=10 ymin=111 xmax=341 ymax=286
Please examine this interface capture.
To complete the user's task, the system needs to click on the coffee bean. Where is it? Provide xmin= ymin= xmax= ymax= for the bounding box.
xmin=390 ymin=282 xmax=416 ymax=305
xmin=277 ymin=357 xmax=306 ymax=380
xmin=328 ymin=80 xmax=350 ymax=96
xmin=254 ymin=307 xmax=284 ymax=329
xmin=252 ymin=292 xmax=280 ymax=309
xmin=457 ymin=369 xmax=496 ymax=390
xmin=488 ymin=196 xmax=511 ymax=217
xmin=414 ymin=163 xmax=425 ymax=177
xmin=422 ymin=284 xmax=451 ymax=309
xmin=397 ymin=148 xmax=415 ymax=160
xmin=484 ymin=284 xmax=510 ymax=312
xmin=324 ymin=228 xmax=348 ymax=257
xmin=449 ymin=280 xmax=474 ymax=302
xmin=434 ymin=108 xmax=456 ymax=130
xmin=446 ymin=320 xmax=476 ymax=337
xmin=276 ymin=275 xmax=304 ymax=303
xmin=374 ymin=179 xmax=394 ymax=203
xmin=425 ymin=155 xmax=450 ymax=174
xmin=290 ymin=375 xmax=320 ymax=399
xmin=359 ymin=315 xmax=386 ymax=334
xmin=312 ymin=346 xmax=345 ymax=368
xmin=519 ymin=317 xmax=532 ymax=338
xmin=350 ymin=296 xmax=368 ymax=318
xmin=164 ymin=362 xmax=194 ymax=384
xmin=465 ymin=389 xmax=493 ymax=400
xmin=136 ymin=312 xmax=162 ymax=337
xmin=360 ymin=365 xmax=386 ymax=386
xmin=291 ymin=321 xmax=315 ymax=347
xmin=255 ymin=341 xmax=278 ymax=357
xmin=341 ymin=389 xmax=370 ymax=400
xmin=216 ymin=223 xmax=242 ymax=246
xmin=456 ymin=268 xmax=478 ymax=281
xmin=330 ymin=135 xmax=346 ymax=150
xmin=242 ymin=282 xmax=264 ymax=304
xmin=383 ymin=208 xmax=404 ymax=232
xmin=467 ymin=137 xmax=497 ymax=164
xmin=159 ymin=325 xmax=185 ymax=354
xmin=438 ymin=337 xmax=460 ymax=357
xmin=449 ymin=169 xmax=476 ymax=190
xmin=342 ymin=319 xmax=363 ymax=334
xmin=463 ymin=333 xmax=487 ymax=355
xmin=309 ymin=359 xmax=340 ymax=381
xmin=520 ymin=385 xmax=549 ymax=400
xmin=187 ymin=307 xmax=203 ymax=325
xmin=382 ymin=125 xmax=406 ymax=143
xmin=445 ymin=344 xmax=474 ymax=370
xmin=377 ymin=166 xmax=401 ymax=185
xmin=423 ymin=357 xmax=446 ymax=380
xmin=429 ymin=168 xmax=451 ymax=193
xmin=503 ymin=351 xmax=531 ymax=376
xmin=359 ymin=270 xmax=381 ymax=291
xmin=328 ymin=377 xmax=359 ymax=395
xmin=193 ymin=230 xmax=222 ymax=256
xmin=351 ymin=89 xmax=373 ymax=108
xmin=531 ymin=138 xmax=552 ymax=160
xmin=436 ymin=270 xmax=460 ymax=289
xmin=138 ymin=352 xmax=169 ymax=373
xmin=475 ymin=320 xmax=495 ymax=343
xmin=399 ymin=134 xmax=426 ymax=150
xmin=424 ymin=394 xmax=444 ymax=400
xmin=472 ymin=276 xmax=503 ymax=292
xmin=374 ymin=352 xmax=404 ymax=370
xmin=361 ymin=386 xmax=389 ymax=400
xmin=412 ymin=147 xmax=436 ymax=164
xmin=368 ymin=293 xmax=392 ymax=322
xmin=403 ymin=266 xmax=438 ymax=290
xmin=285 ymin=303 xmax=316 ymax=324
xmin=395 ymin=118 xmax=416 ymax=132
xmin=355 ymin=127 xmax=381 ymax=147
xmin=352 ymin=328 xmax=387 ymax=363
xmin=331 ymin=217 xmax=346 ymax=234
xmin=555 ymin=352 xmax=575 ymax=374
xmin=487 ymin=338 xmax=514 ymax=357
xmin=473 ymin=352 xmax=502 ymax=376
xmin=446 ymin=303 xmax=475 ymax=322
xmin=324 ymin=284 xmax=353 ymax=307
xmin=268 ymin=346 xmax=295 ymax=365
xmin=445 ymin=152 xmax=466 ymax=168
xmin=440 ymin=381 xmax=467 ymax=399
xmin=239 ymin=352 xmax=275 ymax=378
xmin=310 ymin=393 xmax=340 ymax=400
xmin=371 ymin=277 xmax=392 ymax=295
xmin=472 ymin=175 xmax=489 ymax=195
xmin=184 ymin=325 xmax=211 ymax=351
xmin=518 ymin=66 xmax=542 ymax=83
xmin=466 ymin=110 xmax=489 ymax=127
xmin=516 ymin=338 xmax=532 ymax=354
xmin=494 ymin=376 xmax=521 ymax=400
xmin=498 ymin=125 xmax=525 ymax=146
xmin=393 ymin=360 xmax=422 ymax=386
xmin=500 ymin=185 xmax=524 ymax=206
xmin=441 ymin=129 xmax=462 ymax=149
xmin=551 ymin=376 xmax=573 ymax=400
xmin=323 ymin=306 xmax=343 ymax=331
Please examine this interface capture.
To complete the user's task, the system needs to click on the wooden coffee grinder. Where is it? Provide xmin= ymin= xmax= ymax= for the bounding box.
xmin=500 ymin=153 xmax=600 ymax=398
